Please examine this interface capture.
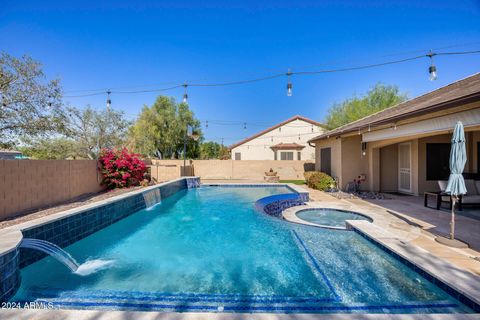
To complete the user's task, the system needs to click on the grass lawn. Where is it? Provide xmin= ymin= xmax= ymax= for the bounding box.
xmin=279 ymin=180 xmax=306 ymax=185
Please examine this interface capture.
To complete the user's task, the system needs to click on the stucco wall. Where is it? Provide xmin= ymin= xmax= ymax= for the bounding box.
xmin=151 ymin=159 xmax=314 ymax=180
xmin=0 ymin=160 xmax=103 ymax=220
xmin=231 ymin=119 xmax=325 ymax=160
xmin=340 ymin=135 xmax=369 ymax=190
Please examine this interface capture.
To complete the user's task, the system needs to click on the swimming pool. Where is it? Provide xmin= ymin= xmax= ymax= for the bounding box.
xmin=9 ymin=185 xmax=475 ymax=313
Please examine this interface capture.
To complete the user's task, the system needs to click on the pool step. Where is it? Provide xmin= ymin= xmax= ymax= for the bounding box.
xmin=22 ymin=289 xmax=460 ymax=313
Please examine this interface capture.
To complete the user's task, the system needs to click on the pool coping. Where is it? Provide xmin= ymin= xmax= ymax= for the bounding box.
xmin=1 ymin=309 xmax=479 ymax=320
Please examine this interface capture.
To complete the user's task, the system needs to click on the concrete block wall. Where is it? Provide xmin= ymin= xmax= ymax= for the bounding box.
xmin=0 ymin=160 xmax=104 ymax=220
xmin=151 ymin=159 xmax=315 ymax=181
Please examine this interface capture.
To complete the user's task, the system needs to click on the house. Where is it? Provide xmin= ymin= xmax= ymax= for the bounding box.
xmin=230 ymin=115 xmax=327 ymax=160
xmin=0 ymin=149 xmax=24 ymax=160
xmin=309 ymin=73 xmax=480 ymax=195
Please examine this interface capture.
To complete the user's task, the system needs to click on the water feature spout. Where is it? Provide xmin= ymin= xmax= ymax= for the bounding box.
xmin=20 ymin=238 xmax=79 ymax=272
xmin=19 ymin=238 xmax=114 ymax=275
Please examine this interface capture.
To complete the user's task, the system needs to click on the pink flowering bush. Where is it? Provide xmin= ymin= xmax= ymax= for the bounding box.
xmin=98 ymin=148 xmax=147 ymax=189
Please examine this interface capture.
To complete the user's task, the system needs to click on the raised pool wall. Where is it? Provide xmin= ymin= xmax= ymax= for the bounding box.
xmin=0 ymin=177 xmax=200 ymax=303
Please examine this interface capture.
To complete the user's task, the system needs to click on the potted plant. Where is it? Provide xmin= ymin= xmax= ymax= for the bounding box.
xmin=265 ymin=168 xmax=277 ymax=176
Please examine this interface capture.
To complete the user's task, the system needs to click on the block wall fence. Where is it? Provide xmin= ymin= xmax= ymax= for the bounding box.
xmin=0 ymin=160 xmax=104 ymax=220
xmin=150 ymin=160 xmax=315 ymax=182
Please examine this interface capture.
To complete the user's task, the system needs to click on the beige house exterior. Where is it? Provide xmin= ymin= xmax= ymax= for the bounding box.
xmin=230 ymin=115 xmax=326 ymax=160
xmin=309 ymin=73 xmax=480 ymax=195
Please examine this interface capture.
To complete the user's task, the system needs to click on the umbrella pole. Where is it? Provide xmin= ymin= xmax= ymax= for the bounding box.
xmin=450 ymin=196 xmax=456 ymax=240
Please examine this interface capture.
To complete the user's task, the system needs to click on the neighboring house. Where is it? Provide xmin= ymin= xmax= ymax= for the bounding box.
xmin=0 ymin=149 xmax=24 ymax=160
xmin=230 ymin=115 xmax=327 ymax=160
xmin=309 ymin=73 xmax=480 ymax=195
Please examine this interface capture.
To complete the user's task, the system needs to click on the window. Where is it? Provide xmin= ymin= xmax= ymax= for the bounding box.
xmin=320 ymin=148 xmax=331 ymax=175
xmin=297 ymin=152 xmax=301 ymax=160
xmin=234 ymin=152 xmax=241 ymax=160
xmin=280 ymin=152 xmax=294 ymax=160
xmin=426 ymin=143 xmax=450 ymax=180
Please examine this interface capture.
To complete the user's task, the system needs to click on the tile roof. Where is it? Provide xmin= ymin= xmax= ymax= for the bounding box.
xmin=229 ymin=115 xmax=325 ymax=149
xmin=270 ymin=143 xmax=305 ymax=149
xmin=309 ymin=72 xmax=480 ymax=142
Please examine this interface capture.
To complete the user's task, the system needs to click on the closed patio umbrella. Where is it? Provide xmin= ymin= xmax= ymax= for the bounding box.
xmin=443 ymin=121 xmax=467 ymax=242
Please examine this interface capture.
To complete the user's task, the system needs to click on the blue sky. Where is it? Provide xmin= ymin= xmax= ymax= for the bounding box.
xmin=1 ymin=1 xmax=480 ymax=145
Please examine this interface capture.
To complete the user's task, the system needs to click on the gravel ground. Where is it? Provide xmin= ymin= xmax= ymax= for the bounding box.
xmin=0 ymin=186 xmax=145 ymax=229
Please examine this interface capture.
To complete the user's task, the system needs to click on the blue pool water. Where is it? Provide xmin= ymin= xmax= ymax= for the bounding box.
xmin=296 ymin=208 xmax=371 ymax=229
xmin=12 ymin=186 xmax=473 ymax=313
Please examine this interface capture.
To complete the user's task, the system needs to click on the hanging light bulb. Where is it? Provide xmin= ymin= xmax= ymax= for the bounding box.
xmin=205 ymin=120 xmax=209 ymax=128
xmin=286 ymin=69 xmax=293 ymax=97
xmin=182 ymin=83 xmax=188 ymax=104
xmin=47 ymin=95 xmax=52 ymax=109
xmin=368 ymin=124 xmax=371 ymax=132
xmin=243 ymin=122 xmax=247 ymax=129
xmin=427 ymin=51 xmax=437 ymax=81
xmin=106 ymin=90 xmax=112 ymax=110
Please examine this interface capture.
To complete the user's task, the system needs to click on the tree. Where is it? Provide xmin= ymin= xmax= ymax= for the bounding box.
xmin=20 ymin=137 xmax=78 ymax=160
xmin=63 ymin=106 xmax=131 ymax=159
xmin=324 ymin=83 xmax=407 ymax=129
xmin=0 ymin=52 xmax=64 ymax=148
xmin=21 ymin=106 xmax=131 ymax=159
xmin=129 ymin=96 xmax=202 ymax=159
xmin=200 ymin=141 xmax=229 ymax=159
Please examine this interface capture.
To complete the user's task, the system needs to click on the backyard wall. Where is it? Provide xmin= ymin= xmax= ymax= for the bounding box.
xmin=150 ymin=160 xmax=314 ymax=181
xmin=0 ymin=160 xmax=103 ymax=220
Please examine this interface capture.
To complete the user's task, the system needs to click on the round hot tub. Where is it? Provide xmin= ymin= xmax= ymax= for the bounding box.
xmin=295 ymin=208 xmax=372 ymax=230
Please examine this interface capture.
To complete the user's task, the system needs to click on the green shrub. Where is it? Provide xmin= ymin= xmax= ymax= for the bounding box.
xmin=304 ymin=171 xmax=335 ymax=191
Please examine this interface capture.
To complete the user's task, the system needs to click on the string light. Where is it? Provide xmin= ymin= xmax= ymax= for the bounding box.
xmin=62 ymin=50 xmax=480 ymax=99
xmin=205 ymin=120 xmax=209 ymax=128
xmin=427 ymin=51 xmax=437 ymax=81
xmin=106 ymin=90 xmax=112 ymax=110
xmin=182 ymin=83 xmax=188 ymax=104
xmin=286 ymin=69 xmax=292 ymax=97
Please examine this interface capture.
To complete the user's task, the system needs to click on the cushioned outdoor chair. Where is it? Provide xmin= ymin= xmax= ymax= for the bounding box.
xmin=438 ymin=179 xmax=480 ymax=210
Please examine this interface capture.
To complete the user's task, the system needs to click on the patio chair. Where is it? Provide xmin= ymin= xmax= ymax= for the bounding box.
xmin=438 ymin=179 xmax=480 ymax=210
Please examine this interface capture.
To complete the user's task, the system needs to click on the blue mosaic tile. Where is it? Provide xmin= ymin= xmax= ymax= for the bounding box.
xmin=0 ymin=249 xmax=20 ymax=302
xmin=18 ymin=179 xmax=192 ymax=269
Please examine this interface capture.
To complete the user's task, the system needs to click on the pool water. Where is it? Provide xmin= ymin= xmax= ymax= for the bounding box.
xmin=12 ymin=186 xmax=472 ymax=313
xmin=296 ymin=208 xmax=371 ymax=229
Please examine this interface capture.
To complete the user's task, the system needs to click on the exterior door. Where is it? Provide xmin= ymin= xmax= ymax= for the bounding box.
xmin=398 ymin=143 xmax=412 ymax=193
